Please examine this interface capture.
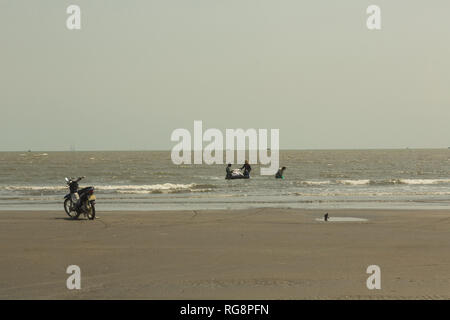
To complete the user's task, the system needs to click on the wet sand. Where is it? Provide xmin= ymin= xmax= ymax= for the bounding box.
xmin=0 ymin=208 xmax=449 ymax=299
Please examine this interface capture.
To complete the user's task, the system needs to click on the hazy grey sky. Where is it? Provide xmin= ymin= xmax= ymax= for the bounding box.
xmin=1 ymin=0 xmax=449 ymax=151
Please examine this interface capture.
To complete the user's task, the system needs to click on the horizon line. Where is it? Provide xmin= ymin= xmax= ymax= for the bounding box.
xmin=1 ymin=147 xmax=449 ymax=152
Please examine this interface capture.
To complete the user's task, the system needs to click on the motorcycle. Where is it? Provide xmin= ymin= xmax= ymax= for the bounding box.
xmin=63 ymin=176 xmax=96 ymax=220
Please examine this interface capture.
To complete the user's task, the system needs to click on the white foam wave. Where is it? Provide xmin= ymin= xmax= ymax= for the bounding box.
xmin=294 ymin=191 xmax=450 ymax=197
xmin=3 ymin=186 xmax=65 ymax=191
xmin=1 ymin=183 xmax=201 ymax=193
xmin=299 ymin=178 xmax=450 ymax=186
xmin=337 ymin=179 xmax=371 ymax=185
xmin=98 ymin=183 xmax=196 ymax=191
xmin=300 ymin=180 xmax=331 ymax=186
xmin=398 ymin=179 xmax=450 ymax=185
xmin=315 ymin=217 xmax=368 ymax=222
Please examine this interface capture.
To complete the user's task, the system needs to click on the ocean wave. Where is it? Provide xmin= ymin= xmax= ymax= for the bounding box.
xmin=297 ymin=178 xmax=450 ymax=186
xmin=293 ymin=191 xmax=450 ymax=197
xmin=368 ymin=178 xmax=450 ymax=185
xmin=97 ymin=183 xmax=197 ymax=191
xmin=0 ymin=183 xmax=216 ymax=195
xmin=2 ymin=186 xmax=66 ymax=191
xmin=299 ymin=180 xmax=332 ymax=186
xmin=396 ymin=179 xmax=450 ymax=185
xmin=337 ymin=179 xmax=371 ymax=185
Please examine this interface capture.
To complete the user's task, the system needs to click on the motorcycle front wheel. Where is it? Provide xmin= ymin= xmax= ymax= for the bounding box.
xmin=87 ymin=202 xmax=96 ymax=220
xmin=64 ymin=198 xmax=80 ymax=219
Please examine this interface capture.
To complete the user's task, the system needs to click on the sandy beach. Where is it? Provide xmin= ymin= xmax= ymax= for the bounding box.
xmin=0 ymin=208 xmax=449 ymax=299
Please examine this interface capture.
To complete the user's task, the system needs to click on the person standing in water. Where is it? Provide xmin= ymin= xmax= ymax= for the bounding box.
xmin=275 ymin=166 xmax=286 ymax=179
xmin=225 ymin=163 xmax=232 ymax=179
xmin=241 ymin=160 xmax=252 ymax=178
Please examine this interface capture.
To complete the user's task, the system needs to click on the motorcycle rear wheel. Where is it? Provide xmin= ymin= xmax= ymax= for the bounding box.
xmin=64 ymin=198 xmax=80 ymax=219
xmin=87 ymin=202 xmax=96 ymax=220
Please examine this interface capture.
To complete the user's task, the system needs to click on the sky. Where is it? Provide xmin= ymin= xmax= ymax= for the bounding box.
xmin=1 ymin=0 xmax=449 ymax=151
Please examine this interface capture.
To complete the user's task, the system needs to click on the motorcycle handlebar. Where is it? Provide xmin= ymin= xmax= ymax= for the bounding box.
xmin=67 ymin=176 xmax=85 ymax=183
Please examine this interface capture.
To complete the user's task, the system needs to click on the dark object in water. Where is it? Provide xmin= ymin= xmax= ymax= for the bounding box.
xmin=275 ymin=166 xmax=286 ymax=179
xmin=226 ymin=168 xmax=250 ymax=180
xmin=324 ymin=213 xmax=329 ymax=221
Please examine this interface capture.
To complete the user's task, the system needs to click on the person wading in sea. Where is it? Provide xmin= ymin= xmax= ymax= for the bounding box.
xmin=225 ymin=163 xmax=232 ymax=179
xmin=275 ymin=166 xmax=286 ymax=179
xmin=241 ymin=160 xmax=252 ymax=178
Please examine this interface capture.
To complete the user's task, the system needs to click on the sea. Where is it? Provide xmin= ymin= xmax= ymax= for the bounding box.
xmin=0 ymin=149 xmax=449 ymax=211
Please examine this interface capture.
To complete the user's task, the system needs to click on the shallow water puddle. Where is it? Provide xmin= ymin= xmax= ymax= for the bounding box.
xmin=315 ymin=217 xmax=368 ymax=222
